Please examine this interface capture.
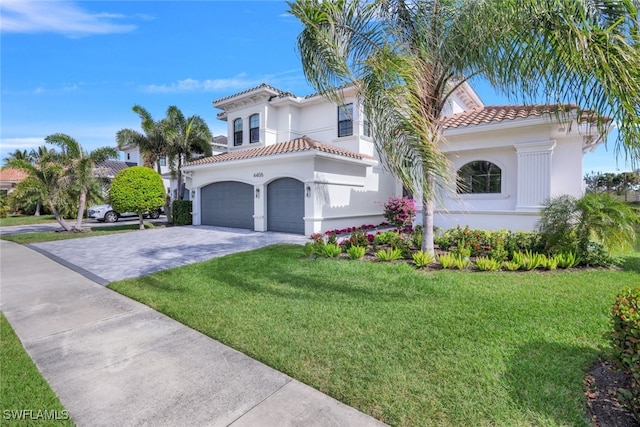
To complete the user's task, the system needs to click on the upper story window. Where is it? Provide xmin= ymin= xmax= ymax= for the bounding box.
xmin=249 ymin=114 xmax=260 ymax=143
xmin=457 ymin=161 xmax=502 ymax=194
xmin=363 ymin=111 xmax=371 ymax=137
xmin=233 ymin=118 xmax=243 ymax=146
xmin=159 ymin=156 xmax=167 ymax=167
xmin=338 ymin=104 xmax=353 ymax=137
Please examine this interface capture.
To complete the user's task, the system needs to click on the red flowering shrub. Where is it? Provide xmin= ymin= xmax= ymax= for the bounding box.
xmin=383 ymin=197 xmax=416 ymax=228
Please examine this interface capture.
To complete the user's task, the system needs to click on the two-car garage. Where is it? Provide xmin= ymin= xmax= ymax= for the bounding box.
xmin=200 ymin=178 xmax=305 ymax=235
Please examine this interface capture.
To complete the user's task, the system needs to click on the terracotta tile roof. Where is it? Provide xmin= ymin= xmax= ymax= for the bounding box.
xmin=0 ymin=168 xmax=29 ymax=182
xmin=185 ymin=136 xmax=374 ymax=167
xmin=441 ymin=104 xmax=579 ymax=129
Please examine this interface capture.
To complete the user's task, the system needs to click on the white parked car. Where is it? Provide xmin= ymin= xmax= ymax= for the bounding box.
xmin=87 ymin=204 xmax=161 ymax=223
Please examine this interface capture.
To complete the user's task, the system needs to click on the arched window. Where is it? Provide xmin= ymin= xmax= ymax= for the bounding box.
xmin=457 ymin=161 xmax=502 ymax=194
xmin=233 ymin=118 xmax=243 ymax=146
xmin=249 ymin=114 xmax=260 ymax=143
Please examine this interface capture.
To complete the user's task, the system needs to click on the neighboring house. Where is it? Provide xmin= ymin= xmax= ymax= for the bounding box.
xmin=119 ymin=135 xmax=228 ymax=200
xmin=0 ymin=167 xmax=28 ymax=195
xmin=180 ymin=83 xmax=606 ymax=236
xmin=93 ymin=160 xmax=137 ymax=198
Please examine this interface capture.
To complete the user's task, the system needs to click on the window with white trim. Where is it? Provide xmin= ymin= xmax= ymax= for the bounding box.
xmin=233 ymin=118 xmax=243 ymax=146
xmin=249 ymin=114 xmax=259 ymax=143
xmin=338 ymin=104 xmax=353 ymax=137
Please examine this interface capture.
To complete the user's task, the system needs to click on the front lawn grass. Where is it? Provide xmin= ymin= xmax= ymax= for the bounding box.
xmin=0 ymin=313 xmax=73 ymax=426
xmin=109 ymin=245 xmax=640 ymax=426
xmin=1 ymin=223 xmax=158 ymax=244
xmin=0 ymin=215 xmax=57 ymax=227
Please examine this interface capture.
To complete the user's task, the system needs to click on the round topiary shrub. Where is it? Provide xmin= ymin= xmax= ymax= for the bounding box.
xmin=110 ymin=166 xmax=165 ymax=229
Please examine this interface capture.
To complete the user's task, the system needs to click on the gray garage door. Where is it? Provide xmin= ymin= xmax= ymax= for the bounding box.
xmin=201 ymin=181 xmax=254 ymax=229
xmin=267 ymin=178 xmax=304 ymax=234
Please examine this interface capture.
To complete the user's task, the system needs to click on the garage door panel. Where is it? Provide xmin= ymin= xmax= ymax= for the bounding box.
xmin=267 ymin=178 xmax=304 ymax=234
xmin=201 ymin=181 xmax=254 ymax=229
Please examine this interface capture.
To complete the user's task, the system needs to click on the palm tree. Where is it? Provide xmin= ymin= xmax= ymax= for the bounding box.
xmin=289 ymin=0 xmax=640 ymax=253
xmin=116 ymin=105 xmax=170 ymax=174
xmin=45 ymin=133 xmax=118 ymax=230
xmin=28 ymin=145 xmax=53 ymax=215
xmin=164 ymin=106 xmax=213 ymax=199
xmin=3 ymin=149 xmax=30 ymax=165
xmin=5 ymin=150 xmax=74 ymax=231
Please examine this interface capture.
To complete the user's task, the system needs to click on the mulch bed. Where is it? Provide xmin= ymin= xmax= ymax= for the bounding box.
xmin=585 ymin=359 xmax=639 ymax=427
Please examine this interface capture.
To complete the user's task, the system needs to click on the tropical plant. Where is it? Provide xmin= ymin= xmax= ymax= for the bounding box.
xmin=116 ymin=105 xmax=170 ymax=174
xmin=110 ymin=166 xmax=166 ymax=230
xmin=45 ymin=133 xmax=118 ymax=230
xmin=412 ymin=250 xmax=435 ymax=268
xmin=375 ymin=247 xmax=403 ymax=262
xmin=289 ymin=0 xmax=640 ymax=256
xmin=502 ymin=260 xmax=521 ymax=272
xmin=475 ymin=256 xmax=502 ymax=272
xmin=5 ymin=148 xmax=74 ymax=231
xmin=539 ymin=193 xmax=639 ymax=256
xmin=553 ymin=252 xmax=581 ymax=269
xmin=164 ymin=106 xmax=213 ymax=200
xmin=346 ymin=245 xmax=366 ymax=260
xmin=511 ymin=250 xmax=546 ymax=271
xmin=437 ymin=253 xmax=460 ymax=269
xmin=321 ymin=243 xmax=343 ymax=258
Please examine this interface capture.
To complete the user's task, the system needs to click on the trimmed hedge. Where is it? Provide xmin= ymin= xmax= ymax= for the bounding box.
xmin=172 ymin=200 xmax=192 ymax=226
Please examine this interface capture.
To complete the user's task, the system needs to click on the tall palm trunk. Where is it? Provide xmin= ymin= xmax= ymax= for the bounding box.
xmin=422 ymin=172 xmax=435 ymax=254
xmin=49 ymin=201 xmax=73 ymax=232
xmin=34 ymin=196 xmax=41 ymax=216
xmin=75 ymin=191 xmax=86 ymax=230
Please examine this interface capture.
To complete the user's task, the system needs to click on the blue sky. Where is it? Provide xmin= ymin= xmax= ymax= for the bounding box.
xmin=0 ymin=0 xmax=632 ymax=173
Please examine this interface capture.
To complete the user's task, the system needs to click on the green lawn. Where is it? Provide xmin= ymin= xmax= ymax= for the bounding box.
xmin=0 ymin=313 xmax=73 ymax=426
xmin=0 ymin=215 xmax=57 ymax=227
xmin=108 ymin=244 xmax=640 ymax=426
xmin=1 ymin=223 xmax=158 ymax=244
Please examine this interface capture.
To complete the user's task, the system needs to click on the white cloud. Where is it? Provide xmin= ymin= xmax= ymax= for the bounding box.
xmin=142 ymin=70 xmax=307 ymax=94
xmin=143 ymin=75 xmax=262 ymax=94
xmin=0 ymin=0 xmax=137 ymax=37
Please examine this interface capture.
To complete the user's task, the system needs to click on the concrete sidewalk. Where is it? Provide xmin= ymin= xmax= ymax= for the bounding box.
xmin=0 ymin=240 xmax=386 ymax=426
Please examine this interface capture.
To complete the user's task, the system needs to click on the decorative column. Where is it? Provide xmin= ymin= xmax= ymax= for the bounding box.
xmin=515 ymin=141 xmax=556 ymax=211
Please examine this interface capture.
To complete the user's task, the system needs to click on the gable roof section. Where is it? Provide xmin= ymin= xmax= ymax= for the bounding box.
xmin=213 ymin=83 xmax=296 ymax=105
xmin=185 ymin=136 xmax=374 ymax=167
xmin=0 ymin=168 xmax=28 ymax=182
xmin=94 ymin=160 xmax=136 ymax=178
xmin=441 ymin=104 xmax=581 ymax=129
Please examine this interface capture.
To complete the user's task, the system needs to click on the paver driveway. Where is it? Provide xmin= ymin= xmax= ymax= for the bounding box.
xmin=29 ymin=225 xmax=308 ymax=284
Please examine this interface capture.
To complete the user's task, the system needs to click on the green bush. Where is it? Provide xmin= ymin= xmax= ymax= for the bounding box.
xmin=347 ymin=245 xmax=366 ymax=260
xmin=110 ymin=166 xmax=165 ymax=221
xmin=437 ymin=253 xmax=470 ymax=270
xmin=172 ymin=200 xmax=193 ymax=226
xmin=609 ymin=287 xmax=640 ymax=417
xmin=412 ymin=250 xmax=435 ymax=268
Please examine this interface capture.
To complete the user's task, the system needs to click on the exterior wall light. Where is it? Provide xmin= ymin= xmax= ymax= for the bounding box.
xmin=255 ymin=188 xmax=260 ymax=198
xmin=305 ymin=185 xmax=311 ymax=197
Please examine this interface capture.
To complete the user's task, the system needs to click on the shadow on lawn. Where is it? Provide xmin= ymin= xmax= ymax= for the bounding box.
xmin=505 ymin=340 xmax=599 ymax=425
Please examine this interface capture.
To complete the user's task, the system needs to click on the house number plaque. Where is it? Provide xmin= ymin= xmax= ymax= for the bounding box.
xmin=253 ymin=172 xmax=264 ymax=178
